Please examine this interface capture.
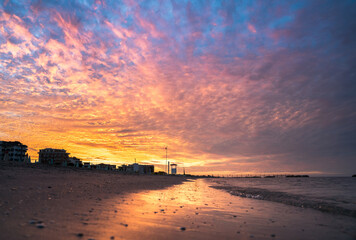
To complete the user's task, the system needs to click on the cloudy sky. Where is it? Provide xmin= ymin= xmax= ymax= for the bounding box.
xmin=0 ymin=0 xmax=355 ymax=175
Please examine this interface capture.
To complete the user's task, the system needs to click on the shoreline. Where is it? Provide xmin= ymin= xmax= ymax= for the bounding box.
xmin=59 ymin=178 xmax=356 ymax=240
xmin=0 ymin=162 xmax=187 ymax=239
xmin=211 ymin=185 xmax=356 ymax=218
xmin=1 ymin=163 xmax=355 ymax=239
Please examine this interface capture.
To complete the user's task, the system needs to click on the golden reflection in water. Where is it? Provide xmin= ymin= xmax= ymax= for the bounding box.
xmin=89 ymin=179 xmax=246 ymax=239
xmin=86 ymin=179 xmax=356 ymax=240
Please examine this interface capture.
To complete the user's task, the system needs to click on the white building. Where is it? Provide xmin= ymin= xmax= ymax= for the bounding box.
xmin=119 ymin=163 xmax=154 ymax=174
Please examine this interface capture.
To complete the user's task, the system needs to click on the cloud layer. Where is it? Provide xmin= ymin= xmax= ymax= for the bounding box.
xmin=1 ymin=0 xmax=355 ymax=175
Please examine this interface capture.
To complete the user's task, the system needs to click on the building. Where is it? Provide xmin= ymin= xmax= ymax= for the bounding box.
xmin=83 ymin=162 xmax=91 ymax=168
xmin=0 ymin=141 xmax=29 ymax=162
xmin=119 ymin=163 xmax=154 ymax=174
xmin=68 ymin=157 xmax=83 ymax=167
xmin=96 ymin=163 xmax=116 ymax=170
xmin=38 ymin=148 xmax=69 ymax=166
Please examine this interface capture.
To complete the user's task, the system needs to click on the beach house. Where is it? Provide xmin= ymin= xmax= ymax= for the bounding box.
xmin=119 ymin=163 xmax=154 ymax=174
xmin=68 ymin=157 xmax=83 ymax=167
xmin=96 ymin=163 xmax=116 ymax=170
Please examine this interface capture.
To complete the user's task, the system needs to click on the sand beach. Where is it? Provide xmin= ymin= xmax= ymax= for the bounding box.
xmin=1 ymin=163 xmax=355 ymax=240
xmin=0 ymin=162 xmax=186 ymax=239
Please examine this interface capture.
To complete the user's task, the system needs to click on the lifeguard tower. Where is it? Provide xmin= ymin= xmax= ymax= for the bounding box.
xmin=170 ymin=164 xmax=177 ymax=175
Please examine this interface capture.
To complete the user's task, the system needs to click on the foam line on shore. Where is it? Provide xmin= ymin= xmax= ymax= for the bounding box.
xmin=211 ymin=185 xmax=356 ymax=218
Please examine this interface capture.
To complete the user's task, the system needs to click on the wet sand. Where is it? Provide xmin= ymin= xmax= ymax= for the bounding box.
xmin=0 ymin=162 xmax=186 ymax=240
xmin=1 ymin=163 xmax=355 ymax=240
xmin=83 ymin=179 xmax=356 ymax=240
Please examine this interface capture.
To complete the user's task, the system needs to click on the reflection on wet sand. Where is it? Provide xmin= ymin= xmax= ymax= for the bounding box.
xmin=88 ymin=179 xmax=355 ymax=240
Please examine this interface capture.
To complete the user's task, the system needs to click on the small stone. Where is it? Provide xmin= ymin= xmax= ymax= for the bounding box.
xmin=76 ymin=233 xmax=84 ymax=237
xmin=271 ymin=234 xmax=276 ymax=237
xmin=29 ymin=220 xmax=36 ymax=224
xmin=233 ymin=215 xmax=237 ymax=218
xmin=36 ymin=223 xmax=45 ymax=229
xmin=48 ymin=186 xmax=52 ymax=189
xmin=110 ymin=236 xmax=115 ymax=240
xmin=180 ymin=227 xmax=186 ymax=231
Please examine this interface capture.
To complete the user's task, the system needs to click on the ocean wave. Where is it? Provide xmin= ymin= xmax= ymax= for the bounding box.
xmin=211 ymin=185 xmax=356 ymax=218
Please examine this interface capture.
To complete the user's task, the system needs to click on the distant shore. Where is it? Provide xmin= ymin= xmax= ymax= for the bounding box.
xmin=0 ymin=162 xmax=187 ymax=240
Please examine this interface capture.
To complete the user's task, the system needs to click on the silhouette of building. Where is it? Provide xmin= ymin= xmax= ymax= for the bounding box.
xmin=119 ymin=163 xmax=154 ymax=174
xmin=68 ymin=157 xmax=83 ymax=167
xmin=83 ymin=162 xmax=91 ymax=168
xmin=96 ymin=163 xmax=116 ymax=170
xmin=0 ymin=141 xmax=29 ymax=162
xmin=38 ymin=148 xmax=69 ymax=166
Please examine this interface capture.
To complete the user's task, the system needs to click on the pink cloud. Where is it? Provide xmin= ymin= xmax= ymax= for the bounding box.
xmin=248 ymin=23 xmax=257 ymax=33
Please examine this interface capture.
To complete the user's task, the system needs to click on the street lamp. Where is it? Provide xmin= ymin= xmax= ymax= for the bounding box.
xmin=165 ymin=146 xmax=168 ymax=174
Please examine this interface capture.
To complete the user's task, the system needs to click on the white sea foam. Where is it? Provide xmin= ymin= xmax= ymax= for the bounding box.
xmin=211 ymin=177 xmax=356 ymax=218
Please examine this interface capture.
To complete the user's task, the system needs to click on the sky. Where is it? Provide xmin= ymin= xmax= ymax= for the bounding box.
xmin=0 ymin=0 xmax=355 ymax=175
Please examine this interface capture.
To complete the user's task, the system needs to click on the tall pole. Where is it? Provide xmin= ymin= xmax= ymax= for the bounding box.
xmin=165 ymin=146 xmax=168 ymax=174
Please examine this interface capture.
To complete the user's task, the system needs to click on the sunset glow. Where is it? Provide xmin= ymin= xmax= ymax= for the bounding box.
xmin=0 ymin=1 xmax=355 ymax=175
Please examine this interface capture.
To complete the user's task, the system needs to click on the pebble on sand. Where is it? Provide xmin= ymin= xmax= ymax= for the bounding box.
xmin=271 ymin=234 xmax=276 ymax=237
xmin=36 ymin=223 xmax=45 ymax=229
xmin=76 ymin=233 xmax=84 ymax=237
xmin=180 ymin=227 xmax=186 ymax=231
xmin=29 ymin=220 xmax=36 ymax=224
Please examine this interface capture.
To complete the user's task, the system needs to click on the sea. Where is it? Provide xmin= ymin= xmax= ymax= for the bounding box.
xmin=211 ymin=177 xmax=356 ymax=218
